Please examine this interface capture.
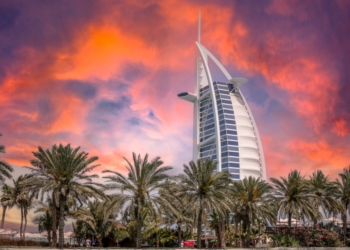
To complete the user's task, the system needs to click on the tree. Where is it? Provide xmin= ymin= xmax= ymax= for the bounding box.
xmin=26 ymin=144 xmax=105 ymax=248
xmin=10 ymin=174 xmax=32 ymax=240
xmin=72 ymin=221 xmax=87 ymax=246
xmin=159 ymin=229 xmax=176 ymax=247
xmin=112 ymin=227 xmax=129 ymax=247
xmin=0 ymin=184 xmax=15 ymax=229
xmin=231 ymin=176 xmax=277 ymax=248
xmin=103 ymin=153 xmax=173 ymax=249
xmin=208 ymin=212 xmax=220 ymax=245
xmin=73 ymin=199 xmax=118 ymax=247
xmin=159 ymin=188 xmax=193 ymax=247
xmin=172 ymin=159 xmax=233 ymax=248
xmin=0 ymin=133 xmax=13 ymax=184
xmin=270 ymin=170 xmax=320 ymax=233
xmin=335 ymin=166 xmax=350 ymax=243
xmin=33 ymin=211 xmax=53 ymax=243
xmin=308 ymin=170 xmax=341 ymax=226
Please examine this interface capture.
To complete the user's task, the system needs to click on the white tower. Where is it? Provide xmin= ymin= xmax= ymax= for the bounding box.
xmin=177 ymin=12 xmax=266 ymax=180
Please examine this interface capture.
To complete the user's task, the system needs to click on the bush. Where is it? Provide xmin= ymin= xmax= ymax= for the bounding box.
xmin=294 ymin=224 xmax=343 ymax=247
xmin=270 ymin=233 xmax=298 ymax=247
xmin=0 ymin=238 xmax=49 ymax=247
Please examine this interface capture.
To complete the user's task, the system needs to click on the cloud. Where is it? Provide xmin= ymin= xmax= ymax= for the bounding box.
xmin=1 ymin=0 xmax=350 ymax=230
xmin=64 ymin=80 xmax=97 ymax=99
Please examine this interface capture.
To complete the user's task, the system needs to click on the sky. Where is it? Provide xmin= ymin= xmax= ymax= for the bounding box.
xmin=1 ymin=0 xmax=350 ymax=231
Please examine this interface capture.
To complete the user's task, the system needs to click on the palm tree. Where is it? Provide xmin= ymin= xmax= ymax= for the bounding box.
xmin=159 ymin=186 xmax=193 ymax=246
xmin=208 ymin=212 xmax=220 ymax=244
xmin=335 ymin=166 xmax=350 ymax=243
xmin=0 ymin=184 xmax=15 ymax=229
xmin=33 ymin=211 xmax=53 ymax=243
xmin=0 ymin=133 xmax=13 ymax=184
xmin=25 ymin=144 xmax=105 ymax=248
xmin=270 ymin=170 xmax=320 ymax=233
xmin=73 ymin=199 xmax=121 ymax=247
xmin=158 ymin=229 xmax=176 ymax=247
xmin=103 ymin=153 xmax=173 ymax=249
xmin=308 ymin=170 xmax=341 ymax=226
xmin=231 ymin=176 xmax=277 ymax=248
xmin=10 ymin=174 xmax=32 ymax=240
xmin=172 ymin=159 xmax=233 ymax=248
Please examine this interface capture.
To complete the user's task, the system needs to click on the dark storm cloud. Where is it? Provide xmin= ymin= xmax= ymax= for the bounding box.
xmin=64 ymin=80 xmax=97 ymax=99
xmin=94 ymin=96 xmax=131 ymax=115
xmin=36 ymin=99 xmax=56 ymax=124
xmin=122 ymin=62 xmax=150 ymax=82
xmin=0 ymin=7 xmax=19 ymax=31
xmin=127 ymin=117 xmax=141 ymax=126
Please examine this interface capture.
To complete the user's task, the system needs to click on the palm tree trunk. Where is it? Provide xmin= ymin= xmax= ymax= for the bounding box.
xmin=20 ymin=206 xmax=23 ymax=240
xmin=343 ymin=204 xmax=347 ymax=244
xmin=215 ymin=228 xmax=220 ymax=246
xmin=1 ymin=206 xmax=7 ymax=229
xmin=177 ymin=221 xmax=182 ymax=247
xmin=47 ymin=230 xmax=51 ymax=244
xmin=136 ymin=197 xmax=142 ymax=249
xmin=235 ymin=219 xmax=238 ymax=247
xmin=52 ymin=192 xmax=57 ymax=247
xmin=197 ymin=197 xmax=203 ymax=249
xmin=98 ymin=237 xmax=103 ymax=247
xmin=157 ymin=238 xmax=159 ymax=248
xmin=239 ymin=221 xmax=242 ymax=247
xmin=58 ymin=194 xmax=66 ymax=248
xmin=23 ymin=208 xmax=27 ymax=241
xmin=219 ymin=215 xmax=226 ymax=247
xmin=246 ymin=212 xmax=251 ymax=249
xmin=288 ymin=211 xmax=292 ymax=234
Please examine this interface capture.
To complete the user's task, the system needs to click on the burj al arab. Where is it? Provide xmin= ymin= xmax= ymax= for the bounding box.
xmin=177 ymin=12 xmax=266 ymax=180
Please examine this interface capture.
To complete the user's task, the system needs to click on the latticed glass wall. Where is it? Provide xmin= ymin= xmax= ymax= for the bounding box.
xmin=214 ymin=81 xmax=240 ymax=179
xmin=198 ymin=85 xmax=217 ymax=171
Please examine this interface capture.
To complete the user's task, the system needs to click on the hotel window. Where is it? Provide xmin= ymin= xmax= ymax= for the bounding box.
xmin=229 ymin=157 xmax=239 ymax=163
xmin=229 ymin=169 xmax=239 ymax=174
xmin=227 ymin=139 xmax=238 ymax=145
xmin=228 ymin=146 xmax=239 ymax=152
xmin=225 ymin=120 xmax=236 ymax=125
xmin=229 ymin=163 xmax=239 ymax=168
xmin=224 ymin=114 xmax=235 ymax=120
xmin=223 ymin=110 xmax=234 ymax=115
xmin=227 ymin=135 xmax=238 ymax=141
xmin=229 ymin=152 xmax=239 ymax=157
xmin=226 ymin=125 xmax=236 ymax=130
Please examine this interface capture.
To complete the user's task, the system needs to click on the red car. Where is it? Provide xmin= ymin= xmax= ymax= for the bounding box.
xmin=183 ymin=240 xmax=195 ymax=247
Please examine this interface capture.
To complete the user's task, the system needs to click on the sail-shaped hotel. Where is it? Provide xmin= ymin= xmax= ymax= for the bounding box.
xmin=177 ymin=12 xmax=266 ymax=180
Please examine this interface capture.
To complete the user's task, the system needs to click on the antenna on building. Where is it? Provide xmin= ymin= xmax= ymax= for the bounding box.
xmin=198 ymin=10 xmax=201 ymax=44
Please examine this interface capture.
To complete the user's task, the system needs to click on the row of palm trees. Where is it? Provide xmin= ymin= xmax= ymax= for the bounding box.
xmin=1 ymin=137 xmax=350 ymax=248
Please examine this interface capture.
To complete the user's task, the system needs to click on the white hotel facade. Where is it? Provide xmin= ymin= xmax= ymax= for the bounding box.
xmin=177 ymin=13 xmax=266 ymax=180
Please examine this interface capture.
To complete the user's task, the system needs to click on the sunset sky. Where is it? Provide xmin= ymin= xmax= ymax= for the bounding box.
xmin=1 ymin=0 xmax=350 ymax=231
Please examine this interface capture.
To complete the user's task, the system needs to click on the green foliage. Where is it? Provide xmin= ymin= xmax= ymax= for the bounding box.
xmin=231 ymin=176 xmax=277 ymax=247
xmin=27 ymin=144 xmax=105 ymax=248
xmin=171 ymin=159 xmax=232 ymax=248
xmin=0 ymin=133 xmax=13 ymax=183
xmin=103 ymin=152 xmax=173 ymax=248
xmin=33 ymin=211 xmax=53 ymax=234
xmin=270 ymin=170 xmax=320 ymax=229
xmin=281 ymin=235 xmax=299 ymax=247
xmin=72 ymin=220 xmax=87 ymax=245
xmin=270 ymin=233 xmax=299 ymax=247
xmin=112 ymin=228 xmax=129 ymax=245
xmin=157 ymin=229 xmax=176 ymax=247
xmin=73 ymin=199 xmax=120 ymax=247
